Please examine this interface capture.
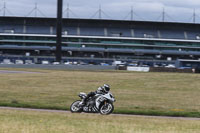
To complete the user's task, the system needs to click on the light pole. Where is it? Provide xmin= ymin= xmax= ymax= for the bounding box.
xmin=56 ymin=0 xmax=63 ymax=62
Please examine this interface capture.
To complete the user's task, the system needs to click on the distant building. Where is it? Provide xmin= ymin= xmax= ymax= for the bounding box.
xmin=0 ymin=16 xmax=200 ymax=65
xmin=176 ymin=59 xmax=200 ymax=69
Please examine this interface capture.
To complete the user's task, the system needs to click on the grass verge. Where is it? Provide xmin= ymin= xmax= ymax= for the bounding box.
xmin=0 ymin=68 xmax=200 ymax=117
xmin=0 ymin=109 xmax=200 ymax=133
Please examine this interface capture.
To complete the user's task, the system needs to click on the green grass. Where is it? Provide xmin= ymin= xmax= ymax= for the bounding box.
xmin=0 ymin=109 xmax=200 ymax=133
xmin=0 ymin=68 xmax=200 ymax=117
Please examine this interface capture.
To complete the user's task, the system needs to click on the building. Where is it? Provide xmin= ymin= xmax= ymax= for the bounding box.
xmin=176 ymin=59 xmax=200 ymax=68
xmin=0 ymin=16 xmax=200 ymax=65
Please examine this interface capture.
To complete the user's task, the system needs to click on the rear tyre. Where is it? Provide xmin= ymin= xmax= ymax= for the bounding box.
xmin=99 ymin=102 xmax=114 ymax=115
xmin=70 ymin=100 xmax=82 ymax=113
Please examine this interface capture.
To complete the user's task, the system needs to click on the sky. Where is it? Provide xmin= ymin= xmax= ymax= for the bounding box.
xmin=1 ymin=0 xmax=200 ymax=23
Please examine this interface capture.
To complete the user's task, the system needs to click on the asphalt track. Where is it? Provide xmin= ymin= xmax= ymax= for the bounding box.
xmin=0 ymin=70 xmax=41 ymax=74
xmin=0 ymin=107 xmax=200 ymax=121
xmin=0 ymin=64 xmax=116 ymax=71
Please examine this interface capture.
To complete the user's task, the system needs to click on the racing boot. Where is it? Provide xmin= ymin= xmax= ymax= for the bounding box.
xmin=79 ymin=98 xmax=86 ymax=107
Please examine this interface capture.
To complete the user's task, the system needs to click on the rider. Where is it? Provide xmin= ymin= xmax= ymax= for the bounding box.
xmin=81 ymin=84 xmax=110 ymax=105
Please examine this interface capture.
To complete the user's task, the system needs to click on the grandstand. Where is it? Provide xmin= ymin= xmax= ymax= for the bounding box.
xmin=0 ymin=16 xmax=200 ymax=66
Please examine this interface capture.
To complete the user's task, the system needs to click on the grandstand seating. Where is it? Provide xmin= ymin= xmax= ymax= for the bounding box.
xmin=26 ymin=26 xmax=50 ymax=34
xmin=107 ymin=28 xmax=131 ymax=37
xmin=107 ymin=48 xmax=133 ymax=53
xmin=63 ymin=47 xmax=106 ymax=52
xmin=134 ymin=49 xmax=160 ymax=54
xmin=80 ymin=27 xmax=104 ymax=36
xmin=0 ymin=45 xmax=53 ymax=50
xmin=1 ymin=17 xmax=200 ymax=63
xmin=134 ymin=29 xmax=158 ymax=38
xmin=188 ymin=51 xmax=200 ymax=55
xmin=0 ymin=25 xmax=23 ymax=33
xmin=79 ymin=47 xmax=105 ymax=52
xmin=0 ymin=17 xmax=200 ymax=41
xmin=62 ymin=27 xmax=77 ymax=35
xmin=186 ymin=31 xmax=200 ymax=40
xmin=161 ymin=50 xmax=187 ymax=55
xmin=160 ymin=30 xmax=185 ymax=39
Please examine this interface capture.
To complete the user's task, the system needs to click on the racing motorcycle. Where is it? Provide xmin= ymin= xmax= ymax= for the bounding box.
xmin=70 ymin=92 xmax=115 ymax=115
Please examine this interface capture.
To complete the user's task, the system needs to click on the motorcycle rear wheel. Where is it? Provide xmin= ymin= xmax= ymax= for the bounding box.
xmin=70 ymin=100 xmax=82 ymax=113
xmin=99 ymin=102 xmax=114 ymax=115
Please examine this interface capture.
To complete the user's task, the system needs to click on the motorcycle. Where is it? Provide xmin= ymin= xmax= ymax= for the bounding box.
xmin=70 ymin=92 xmax=115 ymax=115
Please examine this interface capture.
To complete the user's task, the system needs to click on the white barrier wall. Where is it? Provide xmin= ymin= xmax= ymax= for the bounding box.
xmin=127 ymin=67 xmax=150 ymax=72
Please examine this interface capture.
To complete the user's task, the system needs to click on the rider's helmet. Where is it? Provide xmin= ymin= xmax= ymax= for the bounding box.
xmin=102 ymin=84 xmax=110 ymax=93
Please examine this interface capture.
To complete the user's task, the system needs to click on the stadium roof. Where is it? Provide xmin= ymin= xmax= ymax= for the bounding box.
xmin=0 ymin=16 xmax=200 ymax=28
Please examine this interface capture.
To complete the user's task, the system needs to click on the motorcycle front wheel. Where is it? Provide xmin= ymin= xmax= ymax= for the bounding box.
xmin=70 ymin=100 xmax=82 ymax=113
xmin=99 ymin=102 xmax=114 ymax=115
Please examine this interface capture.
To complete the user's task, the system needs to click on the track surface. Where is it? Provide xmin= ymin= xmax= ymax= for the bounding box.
xmin=0 ymin=64 xmax=115 ymax=71
xmin=0 ymin=107 xmax=200 ymax=121
xmin=0 ymin=70 xmax=41 ymax=74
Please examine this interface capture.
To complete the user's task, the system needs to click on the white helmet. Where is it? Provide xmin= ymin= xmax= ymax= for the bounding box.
xmin=103 ymin=84 xmax=110 ymax=93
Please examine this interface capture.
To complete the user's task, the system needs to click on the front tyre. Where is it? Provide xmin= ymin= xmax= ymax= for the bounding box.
xmin=70 ymin=100 xmax=82 ymax=113
xmin=99 ymin=102 xmax=114 ymax=115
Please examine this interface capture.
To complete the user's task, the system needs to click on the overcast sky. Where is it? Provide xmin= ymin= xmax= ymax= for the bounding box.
xmin=1 ymin=0 xmax=200 ymax=23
